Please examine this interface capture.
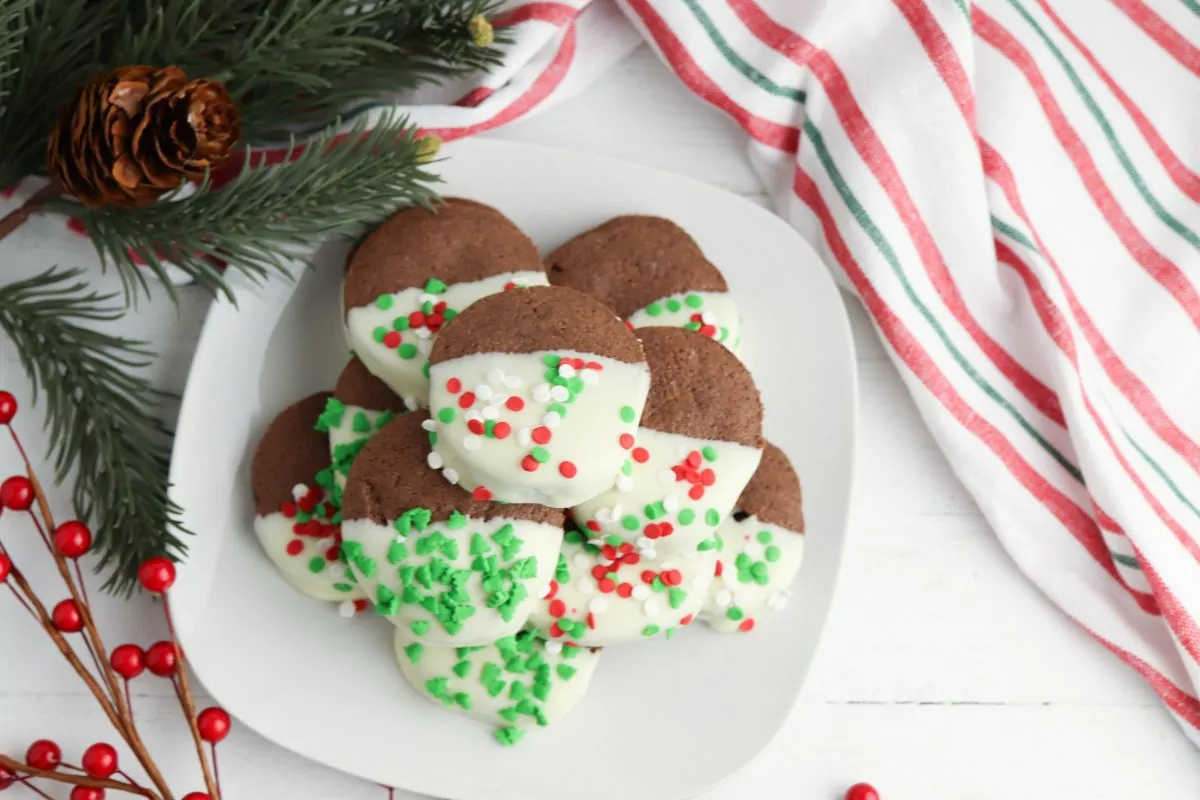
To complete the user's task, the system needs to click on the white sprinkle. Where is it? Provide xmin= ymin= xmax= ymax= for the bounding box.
xmin=544 ymin=640 xmax=563 ymax=655
xmin=643 ymin=599 xmax=660 ymax=617
xmin=542 ymin=411 xmax=562 ymax=429
xmin=714 ymin=590 xmax=732 ymax=608
xmin=616 ymin=475 xmax=634 ymax=493
xmin=419 ymin=292 xmax=437 ymax=305
xmin=532 ymin=383 xmax=552 ymax=403
xmin=517 ymin=427 xmax=532 ymax=446
xmin=558 ymin=363 xmax=576 ymax=378
xmin=581 ymin=370 xmax=599 ymax=385
xmin=610 ymin=504 xmax=624 ymax=521
xmin=639 ymin=547 xmax=657 ymax=560
xmin=414 ymin=327 xmax=431 ymax=340
xmin=702 ymin=311 xmax=718 ymax=325
xmin=463 ymin=434 xmax=482 ymax=452
xmin=595 ymin=508 xmax=612 ymax=525
xmin=416 ymin=338 xmax=432 ymax=354
xmin=475 ymin=384 xmax=493 ymax=401
xmin=338 ymin=601 xmax=356 ymax=618
xmin=504 ymin=374 xmax=523 ymax=389
xmin=482 ymin=405 xmax=499 ymax=421
xmin=663 ymin=495 xmax=680 ymax=513
xmin=658 ymin=469 xmax=676 ymax=485
xmin=291 ymin=484 xmax=308 ymax=501
xmin=403 ymin=396 xmax=418 ymax=411
xmin=577 ymin=579 xmax=595 ymax=595
xmin=588 ymin=598 xmax=607 ymax=613
xmin=744 ymin=542 xmax=765 ymax=561
xmin=465 ymin=409 xmax=483 ymax=423
xmin=486 ymin=368 xmax=505 ymax=386
xmin=421 ymin=419 xmax=438 ymax=432
xmin=426 ymin=451 xmax=443 ymax=470
xmin=549 ymin=385 xmax=570 ymax=402
xmin=489 ymin=392 xmax=508 ymax=406
xmin=572 ymin=553 xmax=592 ymax=569
xmin=632 ymin=585 xmax=651 ymax=601
xmin=442 ymin=468 xmax=459 ymax=485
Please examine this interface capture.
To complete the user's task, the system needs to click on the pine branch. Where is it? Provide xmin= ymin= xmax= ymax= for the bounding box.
xmin=58 ymin=111 xmax=442 ymax=302
xmin=0 ymin=0 xmax=34 ymax=104
xmin=0 ymin=268 xmax=185 ymax=594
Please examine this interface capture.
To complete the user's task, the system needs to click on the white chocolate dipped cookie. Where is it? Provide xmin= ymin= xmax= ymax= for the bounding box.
xmin=526 ymin=526 xmax=715 ymax=645
xmin=249 ymin=393 xmax=364 ymax=602
xmin=426 ymin=285 xmax=651 ymax=507
xmin=702 ymin=443 xmax=806 ymax=633
xmin=315 ymin=357 xmax=408 ymax=491
xmin=393 ymin=628 xmax=600 ymax=746
xmin=341 ymin=412 xmax=565 ymax=645
xmin=545 ymin=215 xmax=742 ymax=355
xmin=573 ymin=327 xmax=763 ymax=556
xmin=342 ymin=198 xmax=548 ymax=405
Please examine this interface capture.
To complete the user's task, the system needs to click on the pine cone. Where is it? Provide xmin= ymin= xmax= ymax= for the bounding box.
xmin=47 ymin=66 xmax=241 ymax=208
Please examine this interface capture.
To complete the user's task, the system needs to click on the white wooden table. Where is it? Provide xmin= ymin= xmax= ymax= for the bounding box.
xmin=4 ymin=48 xmax=1200 ymax=799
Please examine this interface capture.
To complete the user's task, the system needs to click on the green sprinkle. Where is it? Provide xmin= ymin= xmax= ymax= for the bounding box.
xmin=697 ymin=539 xmax=715 ymax=552
xmin=446 ymin=510 xmax=467 ymax=529
xmin=488 ymin=681 xmax=506 ymax=697
xmin=621 ymin=515 xmax=640 ymax=531
xmin=352 ymin=411 xmax=372 ymax=433
xmin=561 ymin=644 xmax=581 ymax=660
xmin=454 ymin=692 xmax=472 ymax=710
xmin=377 ymin=596 xmax=400 ymax=617
xmin=422 ymin=361 xmax=431 ymax=378
xmin=509 ymin=681 xmax=527 ymax=701
xmin=727 ymin=606 xmax=745 ymax=621
xmin=470 ymin=533 xmax=492 ymax=555
xmin=355 ymin=555 xmax=377 ymax=578
xmin=642 ymin=624 xmax=660 ymax=637
xmin=422 ymin=300 xmax=434 ymax=315
xmin=411 ymin=508 xmax=432 ymax=531
xmin=398 ymin=343 xmax=418 ymax=359
xmin=547 ymin=402 xmax=567 ymax=417
xmin=706 ymin=509 xmax=721 ymax=526
xmin=645 ymin=302 xmax=663 ymax=317
xmin=315 ymin=397 xmax=346 ymax=432
xmin=619 ymin=405 xmax=635 ymax=423
xmin=604 ymin=534 xmax=622 ymax=547
xmin=644 ymin=503 xmax=659 ymax=520
xmin=392 ymin=316 xmax=410 ymax=331
xmin=341 ymin=540 xmax=363 ymax=560
xmin=437 ymin=407 xmax=455 ymax=423
xmin=426 ymin=677 xmax=449 ymax=698
xmin=531 ymin=446 xmax=550 ymax=463
xmin=555 ymin=553 xmax=570 ymax=583
xmin=307 ymin=557 xmax=325 ymax=574
xmin=443 ymin=309 xmax=457 ymax=321
xmin=498 ymin=707 xmax=518 ymax=723
xmin=668 ymin=587 xmax=687 ymax=609
xmin=757 ymin=530 xmax=774 ymax=544
xmin=531 ymin=681 xmax=550 ymax=701
xmin=387 ymin=540 xmax=409 ymax=564
xmin=765 ymin=545 xmax=782 ymax=562
xmin=556 ymin=664 xmax=577 ymax=680
xmin=442 ymin=619 xmax=463 ymax=636
xmin=375 ymin=410 xmax=396 ymax=430
xmin=404 ymin=643 xmax=424 ymax=664
xmin=735 ymin=553 xmax=750 ymax=570
xmin=425 ymin=277 xmax=447 ymax=293
xmin=666 ymin=628 xmax=676 ymax=640
xmin=666 ymin=298 xmax=682 ymax=312
xmin=542 ymin=354 xmax=561 ymax=367
xmin=495 ymin=726 xmax=525 ymax=746
xmin=567 ymin=376 xmax=585 ymax=394
xmin=372 ymin=326 xmax=387 ymax=342
xmin=410 ymin=620 xmax=430 ymax=636
xmin=377 ymin=584 xmax=397 ymax=605
xmin=651 ymin=577 xmax=665 ymax=592
xmin=678 ymin=508 xmax=696 ymax=525
xmin=375 ymin=294 xmax=394 ymax=310
xmin=684 ymin=320 xmax=702 ymax=331
xmin=480 ymin=662 xmax=502 ymax=686
xmin=684 ymin=293 xmax=703 ymax=308
xmin=702 ymin=445 xmax=718 ymax=462
xmin=333 ymin=583 xmax=353 ymax=593
xmin=441 ymin=539 xmax=460 ymax=560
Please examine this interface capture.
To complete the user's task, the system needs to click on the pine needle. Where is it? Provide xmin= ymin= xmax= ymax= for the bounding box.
xmin=0 ymin=268 xmax=186 ymax=594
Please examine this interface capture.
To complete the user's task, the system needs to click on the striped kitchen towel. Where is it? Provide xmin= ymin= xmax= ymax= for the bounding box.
xmin=249 ymin=0 xmax=1200 ymax=745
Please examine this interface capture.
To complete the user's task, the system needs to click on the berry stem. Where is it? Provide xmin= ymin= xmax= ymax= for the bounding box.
xmin=0 ymin=754 xmax=154 ymax=797
xmin=163 ymin=597 xmax=220 ymax=800
xmin=0 ymin=183 xmax=62 ymax=244
xmin=19 ymin=776 xmax=54 ymax=799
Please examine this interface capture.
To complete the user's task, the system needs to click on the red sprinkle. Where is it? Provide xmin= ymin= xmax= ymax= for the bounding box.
xmin=587 ymin=612 xmax=597 ymax=629
xmin=619 ymin=433 xmax=635 ymax=449
xmin=435 ymin=301 xmax=448 ymax=312
xmin=544 ymin=580 xmax=558 ymax=600
xmin=354 ymin=599 xmax=369 ymax=613
xmin=586 ymin=361 xmax=603 ymax=371
xmin=715 ymin=561 xmax=724 ymax=577
xmin=598 ymin=578 xmax=616 ymax=593
xmin=644 ymin=524 xmax=661 ymax=540
xmin=503 ymin=281 xmax=517 ymax=290
xmin=738 ymin=618 xmax=756 ymax=632
xmin=531 ymin=426 xmax=552 ymax=445
xmin=664 ymin=569 xmax=682 ymax=586
xmin=426 ymin=313 xmax=444 ymax=331
xmin=467 ymin=419 xmax=485 ymax=435
xmin=701 ymin=324 xmax=718 ymax=337
xmin=658 ymin=522 xmax=674 ymax=537
xmin=493 ymin=421 xmax=511 ymax=439
xmin=324 ymin=544 xmax=340 ymax=561
xmin=471 ymin=486 xmax=492 ymax=501
xmin=549 ymin=622 xmax=564 ymax=638
xmin=700 ymin=469 xmax=716 ymax=486
xmin=591 ymin=565 xmax=609 ymax=582
xmin=548 ymin=599 xmax=566 ymax=618
xmin=285 ymin=540 xmax=303 ymax=556
xmin=506 ymin=396 xmax=525 ymax=412
xmin=688 ymin=485 xmax=705 ymax=501
xmin=631 ymin=447 xmax=649 ymax=464
xmin=521 ymin=455 xmax=539 ymax=472
xmin=624 ymin=320 xmax=635 ymax=330
xmin=280 ymin=501 xmax=297 ymax=518
xmin=686 ymin=451 xmax=702 ymax=468
xmin=458 ymin=392 xmax=476 ymax=409
xmin=586 ymin=520 xmax=602 ymax=532
xmin=616 ymin=583 xmax=633 ymax=598
xmin=622 ymin=552 xmax=640 ymax=566
xmin=680 ymin=614 xmax=694 ymax=626
xmin=408 ymin=310 xmax=425 ymax=328
xmin=641 ymin=570 xmax=656 ymax=584
xmin=446 ymin=378 xmax=462 ymax=393
xmin=383 ymin=331 xmax=401 ymax=348
xmin=559 ymin=461 xmax=577 ymax=478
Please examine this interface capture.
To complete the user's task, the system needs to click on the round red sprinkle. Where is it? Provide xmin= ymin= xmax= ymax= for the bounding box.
xmin=324 ymin=544 xmax=340 ymax=561
xmin=715 ymin=560 xmax=724 ymax=577
xmin=521 ymin=455 xmax=539 ymax=472
xmin=701 ymin=324 xmax=718 ymax=337
xmin=658 ymin=522 xmax=674 ymax=537
xmin=280 ymin=501 xmax=297 ymax=518
xmin=353 ymin=599 xmax=369 ymax=613
xmin=680 ymin=614 xmax=694 ymax=625
xmin=503 ymin=281 xmax=517 ymax=291
xmin=544 ymin=580 xmax=558 ymax=600
xmin=426 ymin=313 xmax=444 ymax=330
xmin=601 ymin=544 xmax=617 ymax=560
xmin=505 ymin=396 xmax=524 ymax=412
xmin=435 ymin=301 xmax=447 ymax=312
xmin=585 ymin=520 xmax=602 ymax=532
xmin=700 ymin=469 xmax=716 ymax=486
xmin=531 ymin=426 xmax=551 ymax=445
xmin=845 ymin=784 xmax=880 ymax=800
xmin=688 ymin=485 xmax=705 ymax=501
xmin=618 ymin=433 xmax=634 ymax=449
xmin=624 ymin=320 xmax=634 ymax=330
xmin=644 ymin=524 xmax=660 ymax=539
xmin=549 ymin=622 xmax=565 ymax=638
xmin=458 ymin=392 xmax=476 ymax=409
xmin=408 ymin=310 xmax=425 ymax=328
xmin=446 ymin=378 xmax=462 ymax=393
xmin=738 ymin=618 xmax=756 ymax=632
xmin=471 ymin=486 xmax=492 ymax=501
xmin=493 ymin=421 xmax=511 ymax=439
xmin=665 ymin=569 xmax=682 ymax=586
xmin=631 ymin=447 xmax=649 ymax=464
xmin=559 ymin=461 xmax=577 ymax=478
xmin=548 ymin=599 xmax=566 ymax=618
xmin=623 ymin=552 xmax=640 ymax=566
xmin=383 ymin=331 xmax=401 ymax=348
xmin=587 ymin=612 xmax=597 ymax=629
xmin=285 ymin=540 xmax=303 ymax=556
xmin=467 ymin=419 xmax=485 ymax=435
xmin=597 ymin=578 xmax=616 ymax=593
xmin=616 ymin=583 xmax=633 ymax=598
xmin=590 ymin=565 xmax=608 ymax=582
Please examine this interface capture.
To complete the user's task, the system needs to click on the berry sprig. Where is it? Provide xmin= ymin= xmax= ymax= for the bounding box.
xmin=0 ymin=390 xmax=228 ymax=800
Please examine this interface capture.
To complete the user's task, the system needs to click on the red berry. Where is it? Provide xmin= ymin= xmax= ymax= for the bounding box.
xmin=0 ymin=392 xmax=16 ymax=424
xmin=845 ymin=783 xmax=880 ymax=800
xmin=52 ymin=599 xmax=84 ymax=633
xmin=0 ymin=766 xmax=15 ymax=789
xmin=81 ymin=743 xmax=118 ymax=778
xmin=0 ymin=476 xmax=33 ymax=511
xmin=52 ymin=521 xmax=92 ymax=559
xmin=26 ymin=739 xmax=61 ymax=771
xmin=0 ymin=553 xmax=11 ymax=582
xmin=197 ymin=707 xmax=232 ymax=743
xmin=70 ymin=788 xmax=104 ymax=800
xmin=110 ymin=644 xmax=146 ymax=679
xmin=182 ymin=795 xmax=211 ymax=800
xmin=137 ymin=557 xmax=176 ymax=593
xmin=145 ymin=641 xmax=178 ymax=677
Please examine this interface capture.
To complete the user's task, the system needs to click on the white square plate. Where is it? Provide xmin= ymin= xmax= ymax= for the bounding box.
xmin=169 ymin=139 xmax=857 ymax=800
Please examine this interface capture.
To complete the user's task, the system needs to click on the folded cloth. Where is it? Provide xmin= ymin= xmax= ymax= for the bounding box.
xmin=244 ymin=0 xmax=1200 ymax=746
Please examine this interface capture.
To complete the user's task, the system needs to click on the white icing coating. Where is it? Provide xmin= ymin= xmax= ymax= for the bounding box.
xmin=526 ymin=532 xmax=716 ymax=646
xmin=344 ymin=271 xmax=549 ymax=405
xmin=325 ymin=403 xmax=395 ymax=490
xmin=253 ymin=511 xmax=364 ymax=602
xmin=626 ymin=290 xmax=742 ymax=356
xmin=342 ymin=515 xmax=563 ymax=646
xmin=392 ymin=628 xmax=599 ymax=735
xmin=572 ymin=427 xmax=762 ymax=556
xmin=427 ymin=351 xmax=650 ymax=507
xmin=700 ymin=517 xmax=805 ymax=633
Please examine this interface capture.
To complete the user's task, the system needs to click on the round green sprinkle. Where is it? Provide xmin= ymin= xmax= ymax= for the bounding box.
xmin=642 ymin=624 xmax=660 ymax=637
xmin=621 ymin=515 xmax=640 ymax=531
xmin=307 ymin=557 xmax=325 ymax=574
xmin=422 ymin=361 xmax=431 ymax=378
xmin=375 ymin=294 xmax=394 ymax=310
xmin=547 ymin=402 xmax=568 ymax=417
xmin=646 ymin=302 xmax=663 ymax=317
xmin=678 ymin=508 xmax=696 ymax=525
xmin=542 ymin=354 xmax=561 ymax=367
xmin=567 ymin=376 xmax=585 ymax=394
xmin=702 ymin=446 xmax=718 ymax=462
xmin=443 ymin=309 xmax=458 ymax=321
xmin=685 ymin=294 xmax=703 ymax=308
xmin=751 ymin=562 xmax=769 ymax=580
xmin=684 ymin=321 xmax=702 ymax=331
xmin=757 ymin=530 xmax=774 ymax=544
xmin=666 ymin=298 xmax=682 ymax=312
xmin=422 ymin=300 xmax=434 ymax=315
xmin=705 ymin=509 xmax=721 ymax=526
xmin=619 ymin=405 xmax=635 ymax=423
xmin=531 ymin=446 xmax=550 ymax=463
xmin=727 ymin=606 xmax=745 ymax=621
xmin=644 ymin=503 xmax=660 ymax=520
xmin=621 ymin=460 xmax=633 ymax=476
xmin=392 ymin=316 xmax=410 ymax=331
xmin=372 ymin=326 xmax=387 ymax=342
xmin=435 ymin=407 xmax=454 ymax=425
xmin=333 ymin=583 xmax=353 ymax=593
xmin=398 ymin=343 xmax=418 ymax=359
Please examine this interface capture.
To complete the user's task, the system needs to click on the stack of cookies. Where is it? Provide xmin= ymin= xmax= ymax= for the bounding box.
xmin=249 ymin=200 xmax=807 ymax=746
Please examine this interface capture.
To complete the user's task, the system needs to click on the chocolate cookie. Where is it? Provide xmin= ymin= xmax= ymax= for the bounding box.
xmin=425 ymin=285 xmax=652 ymax=508
xmin=342 ymin=198 xmax=549 ymax=407
xmin=736 ymin=442 xmax=804 ymax=533
xmin=545 ymin=216 xmax=743 ymax=355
